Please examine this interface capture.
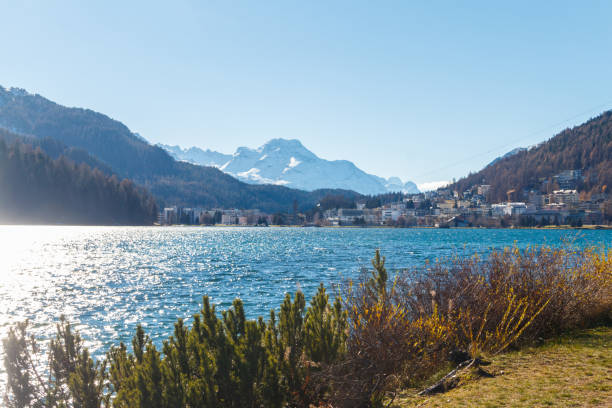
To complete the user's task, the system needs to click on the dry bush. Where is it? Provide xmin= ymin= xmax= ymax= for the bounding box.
xmin=325 ymin=246 xmax=611 ymax=406
xmin=398 ymin=246 xmax=612 ymax=354
xmin=324 ymin=251 xmax=454 ymax=407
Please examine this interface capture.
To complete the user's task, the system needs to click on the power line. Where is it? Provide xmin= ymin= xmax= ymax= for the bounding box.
xmin=416 ymin=102 xmax=612 ymax=180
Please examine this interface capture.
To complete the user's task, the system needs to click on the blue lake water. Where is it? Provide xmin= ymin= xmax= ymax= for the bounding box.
xmin=0 ymin=226 xmax=610 ymax=378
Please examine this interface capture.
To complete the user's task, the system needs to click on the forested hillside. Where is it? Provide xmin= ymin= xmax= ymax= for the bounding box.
xmin=0 ymin=86 xmax=360 ymax=212
xmin=0 ymin=87 xmax=174 ymax=178
xmin=450 ymin=111 xmax=612 ymax=202
xmin=0 ymin=127 xmax=115 ymax=175
xmin=0 ymin=138 xmax=158 ymax=225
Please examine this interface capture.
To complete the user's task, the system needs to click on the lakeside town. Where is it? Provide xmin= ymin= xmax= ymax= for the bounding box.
xmin=159 ymin=169 xmax=612 ymax=228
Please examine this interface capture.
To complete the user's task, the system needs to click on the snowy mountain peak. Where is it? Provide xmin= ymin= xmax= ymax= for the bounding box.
xmin=160 ymin=138 xmax=419 ymax=195
xmin=255 ymin=138 xmax=318 ymax=161
xmin=265 ymin=138 xmax=305 ymax=149
xmin=158 ymin=143 xmax=232 ymax=168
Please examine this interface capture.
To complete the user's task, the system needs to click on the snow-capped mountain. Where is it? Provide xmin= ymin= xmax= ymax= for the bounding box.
xmin=384 ymin=177 xmax=420 ymax=195
xmin=160 ymin=144 xmax=232 ymax=168
xmin=160 ymin=138 xmax=419 ymax=195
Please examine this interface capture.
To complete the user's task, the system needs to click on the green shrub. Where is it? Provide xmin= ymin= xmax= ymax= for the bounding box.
xmin=3 ymin=286 xmax=347 ymax=407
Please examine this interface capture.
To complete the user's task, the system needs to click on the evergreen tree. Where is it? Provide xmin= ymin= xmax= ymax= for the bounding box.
xmin=304 ymin=284 xmax=347 ymax=365
xmin=370 ymin=249 xmax=388 ymax=297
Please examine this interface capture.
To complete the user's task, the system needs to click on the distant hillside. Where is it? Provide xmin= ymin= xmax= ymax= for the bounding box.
xmin=0 ymin=127 xmax=115 ymax=175
xmin=0 ymin=86 xmax=361 ymax=212
xmin=0 ymin=138 xmax=158 ymax=225
xmin=450 ymin=111 xmax=612 ymax=202
xmin=0 ymin=87 xmax=182 ymax=178
xmin=161 ymin=139 xmax=420 ymax=195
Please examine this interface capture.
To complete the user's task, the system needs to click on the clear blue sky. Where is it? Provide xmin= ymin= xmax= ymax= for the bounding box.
xmin=1 ymin=1 xmax=611 ymax=186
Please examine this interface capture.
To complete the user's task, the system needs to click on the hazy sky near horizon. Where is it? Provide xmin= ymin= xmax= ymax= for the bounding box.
xmin=1 ymin=1 xmax=611 ymax=184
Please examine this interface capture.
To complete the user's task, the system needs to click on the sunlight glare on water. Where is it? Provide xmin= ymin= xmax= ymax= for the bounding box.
xmin=0 ymin=225 xmax=609 ymax=388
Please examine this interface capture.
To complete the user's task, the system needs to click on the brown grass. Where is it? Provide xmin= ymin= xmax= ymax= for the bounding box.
xmin=392 ymin=326 xmax=612 ymax=407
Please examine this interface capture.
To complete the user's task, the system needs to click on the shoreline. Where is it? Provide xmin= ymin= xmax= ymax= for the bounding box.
xmin=154 ymin=224 xmax=612 ymax=230
xmin=0 ymin=224 xmax=610 ymax=230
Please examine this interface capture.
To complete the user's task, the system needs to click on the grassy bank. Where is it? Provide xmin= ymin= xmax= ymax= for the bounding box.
xmin=393 ymin=326 xmax=612 ymax=407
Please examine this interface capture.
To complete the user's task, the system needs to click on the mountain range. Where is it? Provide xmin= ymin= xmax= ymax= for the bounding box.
xmin=0 ymin=86 xmax=361 ymax=212
xmin=2 ymin=84 xmax=608 ymax=215
xmin=160 ymin=140 xmax=419 ymax=195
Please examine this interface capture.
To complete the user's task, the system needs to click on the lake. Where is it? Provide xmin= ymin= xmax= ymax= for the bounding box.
xmin=0 ymin=226 xmax=610 ymax=378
